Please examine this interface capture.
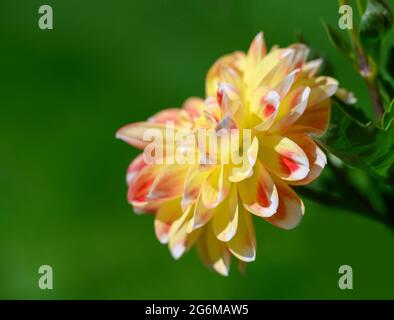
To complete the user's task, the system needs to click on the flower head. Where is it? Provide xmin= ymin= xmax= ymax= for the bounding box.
xmin=116 ymin=32 xmax=338 ymax=275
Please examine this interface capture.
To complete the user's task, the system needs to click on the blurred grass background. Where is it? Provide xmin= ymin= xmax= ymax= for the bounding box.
xmin=0 ymin=0 xmax=393 ymax=299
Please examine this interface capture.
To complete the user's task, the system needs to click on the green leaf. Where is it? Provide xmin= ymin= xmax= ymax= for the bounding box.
xmin=381 ymin=98 xmax=394 ymax=129
xmin=359 ymin=0 xmax=393 ymax=60
xmin=322 ymin=21 xmax=354 ymax=62
xmin=318 ymin=101 xmax=394 ymax=179
xmin=333 ymin=96 xmax=371 ymax=127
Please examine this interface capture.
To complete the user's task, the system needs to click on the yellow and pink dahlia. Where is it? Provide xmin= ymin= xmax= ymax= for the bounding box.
xmin=116 ymin=32 xmax=338 ymax=276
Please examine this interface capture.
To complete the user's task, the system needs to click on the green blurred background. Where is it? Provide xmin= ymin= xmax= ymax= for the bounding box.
xmin=0 ymin=0 xmax=393 ymax=299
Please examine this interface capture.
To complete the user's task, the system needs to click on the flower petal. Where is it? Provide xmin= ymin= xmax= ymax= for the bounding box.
xmin=127 ymin=164 xmax=162 ymax=206
xmin=285 ymin=133 xmax=327 ymax=185
xmin=229 ymin=136 xmax=259 ymax=182
xmin=205 ymin=51 xmax=245 ymax=97
xmin=250 ymin=88 xmax=280 ymax=131
xmin=116 ymin=122 xmax=188 ymax=150
xmin=290 ymin=99 xmax=331 ymax=136
xmin=244 ymin=32 xmax=267 ymax=84
xmin=147 ymin=165 xmax=189 ymax=201
xmin=126 ymin=154 xmax=147 ymax=185
xmin=202 ymin=165 xmax=230 ymax=208
xmin=212 ymin=184 xmax=238 ymax=242
xmin=182 ymin=165 xmax=214 ymax=210
xmin=264 ymin=179 xmax=304 ymax=230
xmin=168 ymin=218 xmax=201 ymax=260
xmin=197 ymin=226 xmax=231 ymax=276
xmin=239 ymin=160 xmax=279 ymax=217
xmin=154 ymin=198 xmax=184 ymax=244
xmin=269 ymin=86 xmax=311 ymax=134
xmin=260 ymin=135 xmax=309 ymax=181
xmin=227 ymin=206 xmax=256 ymax=262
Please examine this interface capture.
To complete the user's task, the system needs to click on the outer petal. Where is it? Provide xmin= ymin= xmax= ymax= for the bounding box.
xmin=244 ymin=32 xmax=267 ymax=84
xmin=189 ymin=191 xmax=214 ymax=231
xmin=147 ymin=165 xmax=189 ymax=201
xmin=290 ymin=99 xmax=331 ymax=136
xmin=149 ymin=108 xmax=191 ymax=128
xmin=182 ymin=165 xmax=214 ymax=210
xmin=212 ymin=184 xmax=238 ymax=242
xmin=264 ymin=179 xmax=304 ymax=229
xmin=126 ymin=154 xmax=147 ymax=185
xmin=154 ymin=198 xmax=184 ymax=244
xmin=249 ymin=87 xmax=280 ymax=132
xmin=127 ymin=164 xmax=162 ymax=206
xmin=227 ymin=206 xmax=256 ymax=262
xmin=259 ymin=135 xmax=310 ymax=181
xmin=229 ymin=136 xmax=259 ymax=182
xmin=285 ymin=133 xmax=327 ymax=186
xmin=239 ymin=160 xmax=279 ymax=217
xmin=168 ymin=218 xmax=201 ymax=260
xmin=205 ymin=51 xmax=245 ymax=97
xmin=116 ymin=122 xmax=189 ymax=150
xmin=269 ymin=86 xmax=311 ymax=134
xmin=197 ymin=226 xmax=231 ymax=276
xmin=249 ymin=48 xmax=294 ymax=93
xmin=201 ymin=165 xmax=230 ymax=209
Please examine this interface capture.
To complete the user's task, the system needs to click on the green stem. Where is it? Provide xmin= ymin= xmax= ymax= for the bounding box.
xmin=338 ymin=0 xmax=385 ymax=120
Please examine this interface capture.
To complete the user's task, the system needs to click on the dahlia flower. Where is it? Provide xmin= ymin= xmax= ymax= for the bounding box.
xmin=116 ymin=32 xmax=338 ymax=276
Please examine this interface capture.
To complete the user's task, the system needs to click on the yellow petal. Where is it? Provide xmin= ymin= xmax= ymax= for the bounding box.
xmin=182 ymin=165 xmax=214 ymax=210
xmin=244 ymin=32 xmax=267 ymax=84
xmin=250 ymin=87 xmax=280 ymax=132
xmin=239 ymin=160 xmax=279 ymax=217
xmin=147 ymin=165 xmax=189 ymax=201
xmin=227 ymin=206 xmax=256 ymax=262
xmin=264 ymin=179 xmax=304 ymax=230
xmin=290 ymin=99 xmax=331 ymax=136
xmin=269 ymin=86 xmax=311 ymax=134
xmin=260 ymin=135 xmax=310 ymax=181
xmin=154 ymin=198 xmax=184 ymax=244
xmin=285 ymin=133 xmax=327 ymax=186
xmin=202 ymin=165 xmax=230 ymax=208
xmin=197 ymin=226 xmax=231 ymax=276
xmin=229 ymin=136 xmax=259 ymax=182
xmin=212 ymin=184 xmax=238 ymax=242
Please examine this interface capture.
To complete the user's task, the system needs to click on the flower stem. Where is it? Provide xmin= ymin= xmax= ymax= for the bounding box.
xmin=338 ymin=0 xmax=385 ymax=120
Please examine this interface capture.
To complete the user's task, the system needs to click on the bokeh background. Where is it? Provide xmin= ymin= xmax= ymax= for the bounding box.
xmin=0 ymin=0 xmax=393 ymax=299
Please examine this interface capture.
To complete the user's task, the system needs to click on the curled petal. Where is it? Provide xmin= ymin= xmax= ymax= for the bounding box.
xmin=250 ymin=88 xmax=280 ymax=131
xmin=270 ymin=86 xmax=311 ymax=134
xmin=205 ymin=51 xmax=245 ymax=97
xmin=227 ymin=206 xmax=256 ymax=262
xmin=245 ymin=32 xmax=267 ymax=84
xmin=182 ymin=165 xmax=214 ymax=210
xmin=202 ymin=165 xmax=230 ymax=209
xmin=260 ymin=135 xmax=310 ymax=181
xmin=116 ymin=122 xmax=189 ymax=150
xmin=212 ymin=185 xmax=239 ymax=242
xmin=305 ymin=76 xmax=338 ymax=108
xmin=169 ymin=217 xmax=201 ymax=260
xmin=148 ymin=165 xmax=189 ymax=201
xmin=264 ymin=179 xmax=304 ymax=230
xmin=229 ymin=136 xmax=259 ymax=182
xmin=197 ymin=226 xmax=231 ymax=276
xmin=239 ymin=160 xmax=279 ymax=217
xmin=285 ymin=134 xmax=327 ymax=185
xmin=290 ymin=99 xmax=331 ymax=136
xmin=249 ymin=48 xmax=295 ymax=93
xmin=127 ymin=164 xmax=162 ymax=207
xmin=189 ymin=191 xmax=214 ymax=231
xmin=126 ymin=154 xmax=147 ymax=185
xmin=154 ymin=198 xmax=184 ymax=244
